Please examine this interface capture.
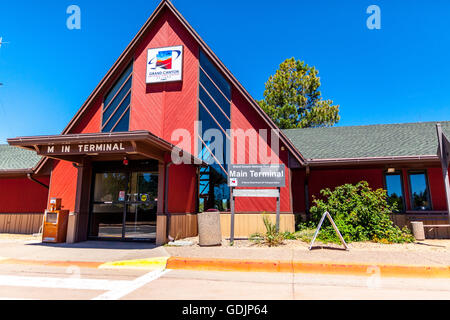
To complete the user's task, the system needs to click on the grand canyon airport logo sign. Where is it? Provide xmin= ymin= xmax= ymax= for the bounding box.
xmin=146 ymin=45 xmax=183 ymax=84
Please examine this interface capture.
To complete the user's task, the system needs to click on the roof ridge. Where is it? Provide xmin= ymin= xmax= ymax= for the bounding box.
xmin=26 ymin=0 xmax=306 ymax=174
xmin=283 ymin=120 xmax=450 ymax=131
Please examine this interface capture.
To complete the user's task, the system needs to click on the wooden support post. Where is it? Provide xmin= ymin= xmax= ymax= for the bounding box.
xmin=305 ymin=166 xmax=310 ymax=215
xmin=156 ymin=161 xmax=167 ymax=245
xmin=436 ymin=123 xmax=450 ymax=224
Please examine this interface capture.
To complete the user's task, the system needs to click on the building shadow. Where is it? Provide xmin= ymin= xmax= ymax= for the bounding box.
xmin=26 ymin=240 xmax=160 ymax=250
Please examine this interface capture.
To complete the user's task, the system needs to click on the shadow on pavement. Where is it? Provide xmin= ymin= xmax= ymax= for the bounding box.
xmin=415 ymin=242 xmax=447 ymax=248
xmin=310 ymin=246 xmax=348 ymax=251
xmin=25 ymin=240 xmax=160 ymax=251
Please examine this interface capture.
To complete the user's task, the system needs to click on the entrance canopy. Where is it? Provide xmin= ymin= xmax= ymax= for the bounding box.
xmin=8 ymin=130 xmax=204 ymax=165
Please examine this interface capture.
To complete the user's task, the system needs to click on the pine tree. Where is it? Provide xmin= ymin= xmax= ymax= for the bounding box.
xmin=259 ymin=58 xmax=340 ymax=129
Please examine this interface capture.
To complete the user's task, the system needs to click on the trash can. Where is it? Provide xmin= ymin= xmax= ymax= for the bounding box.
xmin=197 ymin=209 xmax=222 ymax=247
xmin=411 ymin=221 xmax=425 ymax=241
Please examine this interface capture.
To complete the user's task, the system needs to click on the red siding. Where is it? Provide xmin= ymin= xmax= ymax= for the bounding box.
xmin=0 ymin=177 xmax=49 ymax=213
xmin=291 ymin=169 xmax=305 ymax=214
xmin=292 ymin=168 xmax=384 ymax=212
xmin=131 ymin=9 xmax=199 ymax=155
xmin=48 ymin=160 xmax=78 ymax=212
xmin=292 ymin=166 xmax=450 ymax=213
xmin=426 ymin=167 xmax=447 ymax=211
xmin=167 ymin=164 xmax=197 ymax=213
xmin=309 ymin=169 xmax=384 ymax=199
xmin=70 ymin=97 xmax=103 ymax=134
xmin=231 ymin=89 xmax=292 ymax=213
xmin=47 ymin=96 xmax=102 ymax=214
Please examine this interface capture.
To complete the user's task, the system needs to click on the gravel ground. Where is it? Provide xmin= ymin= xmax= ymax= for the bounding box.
xmin=1 ymin=233 xmax=449 ymax=266
xmin=2 ymin=233 xmax=449 ymax=254
xmin=174 ymin=236 xmax=450 ymax=253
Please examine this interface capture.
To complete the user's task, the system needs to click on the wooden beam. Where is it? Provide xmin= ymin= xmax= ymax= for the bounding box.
xmin=135 ymin=142 xmax=165 ymax=161
xmin=436 ymin=123 xmax=450 ymax=223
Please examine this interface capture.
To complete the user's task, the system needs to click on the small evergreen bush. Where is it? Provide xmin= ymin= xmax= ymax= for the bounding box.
xmin=306 ymin=181 xmax=415 ymax=244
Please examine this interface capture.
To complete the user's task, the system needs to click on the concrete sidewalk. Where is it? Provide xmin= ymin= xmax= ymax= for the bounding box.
xmin=0 ymin=237 xmax=169 ymax=262
xmin=0 ymin=235 xmax=449 ymax=277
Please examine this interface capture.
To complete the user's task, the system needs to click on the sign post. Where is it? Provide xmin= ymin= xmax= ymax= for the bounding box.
xmin=230 ymin=187 xmax=236 ymax=245
xmin=228 ymin=164 xmax=285 ymax=245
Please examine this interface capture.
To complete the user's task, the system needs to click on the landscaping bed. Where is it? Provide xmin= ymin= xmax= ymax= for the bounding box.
xmin=176 ymin=236 xmax=450 ymax=253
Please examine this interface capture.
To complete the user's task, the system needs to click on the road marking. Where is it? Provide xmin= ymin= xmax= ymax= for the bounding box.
xmin=99 ymin=257 xmax=169 ymax=270
xmin=92 ymin=269 xmax=171 ymax=300
xmin=0 ymin=275 xmax=130 ymax=291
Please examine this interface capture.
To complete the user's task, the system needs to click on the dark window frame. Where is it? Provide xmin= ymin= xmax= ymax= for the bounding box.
xmin=383 ymin=170 xmax=406 ymax=213
xmin=407 ymin=170 xmax=433 ymax=211
xmin=101 ymin=62 xmax=133 ymax=133
xmin=197 ymin=49 xmax=231 ymax=213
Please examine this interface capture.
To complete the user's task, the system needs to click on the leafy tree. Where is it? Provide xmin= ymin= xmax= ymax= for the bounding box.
xmin=259 ymin=57 xmax=340 ymax=129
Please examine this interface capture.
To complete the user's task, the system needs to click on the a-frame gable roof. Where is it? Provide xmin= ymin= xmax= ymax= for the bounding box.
xmin=32 ymin=0 xmax=306 ymax=173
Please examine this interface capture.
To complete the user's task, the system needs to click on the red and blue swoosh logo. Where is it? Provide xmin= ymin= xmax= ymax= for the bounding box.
xmin=149 ymin=50 xmax=182 ymax=70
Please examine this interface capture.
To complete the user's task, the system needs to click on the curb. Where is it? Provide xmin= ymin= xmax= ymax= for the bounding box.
xmin=166 ymin=257 xmax=450 ymax=278
xmin=0 ymin=257 xmax=169 ymax=270
xmin=1 ymin=256 xmax=449 ymax=278
xmin=0 ymin=258 xmax=103 ymax=269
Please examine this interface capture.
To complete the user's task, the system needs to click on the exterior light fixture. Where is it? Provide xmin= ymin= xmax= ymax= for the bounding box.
xmin=123 ymin=157 xmax=129 ymax=166
xmin=387 ymin=168 xmax=396 ymax=173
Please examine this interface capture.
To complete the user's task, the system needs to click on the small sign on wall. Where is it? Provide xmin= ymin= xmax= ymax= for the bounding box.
xmin=146 ymin=45 xmax=183 ymax=84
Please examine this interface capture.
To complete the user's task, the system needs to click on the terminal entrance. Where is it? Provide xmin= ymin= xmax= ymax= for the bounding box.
xmin=88 ymin=160 xmax=159 ymax=241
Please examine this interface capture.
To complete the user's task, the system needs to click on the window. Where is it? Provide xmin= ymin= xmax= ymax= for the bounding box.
xmin=102 ymin=63 xmax=133 ymax=132
xmin=408 ymin=171 xmax=432 ymax=211
xmin=384 ymin=171 xmax=405 ymax=213
xmin=198 ymin=50 xmax=231 ymax=212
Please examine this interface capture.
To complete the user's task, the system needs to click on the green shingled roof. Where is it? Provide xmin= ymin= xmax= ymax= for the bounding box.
xmin=0 ymin=145 xmax=42 ymax=170
xmin=283 ymin=121 xmax=450 ymax=160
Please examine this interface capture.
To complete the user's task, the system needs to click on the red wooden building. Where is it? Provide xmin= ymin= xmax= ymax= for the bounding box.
xmin=2 ymin=0 xmax=450 ymax=241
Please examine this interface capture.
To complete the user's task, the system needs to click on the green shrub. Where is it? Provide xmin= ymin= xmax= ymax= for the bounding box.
xmin=307 ymin=181 xmax=415 ymax=244
xmin=282 ymin=231 xmax=298 ymax=240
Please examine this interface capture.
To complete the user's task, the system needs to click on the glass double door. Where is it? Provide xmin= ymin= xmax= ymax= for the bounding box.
xmin=89 ymin=170 xmax=158 ymax=241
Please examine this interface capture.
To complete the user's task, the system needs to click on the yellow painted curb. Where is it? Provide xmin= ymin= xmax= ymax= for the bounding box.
xmin=98 ymin=257 xmax=169 ymax=270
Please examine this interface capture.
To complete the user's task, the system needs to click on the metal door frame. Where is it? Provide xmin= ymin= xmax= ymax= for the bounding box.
xmin=87 ymin=162 xmax=158 ymax=242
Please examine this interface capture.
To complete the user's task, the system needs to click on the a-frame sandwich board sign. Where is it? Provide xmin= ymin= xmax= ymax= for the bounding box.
xmin=309 ymin=211 xmax=349 ymax=251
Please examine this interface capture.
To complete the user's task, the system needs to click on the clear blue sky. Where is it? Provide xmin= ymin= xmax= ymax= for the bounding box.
xmin=1 ymin=0 xmax=450 ymax=143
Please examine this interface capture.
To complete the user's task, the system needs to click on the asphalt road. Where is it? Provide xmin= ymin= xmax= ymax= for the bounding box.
xmin=0 ymin=263 xmax=449 ymax=300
